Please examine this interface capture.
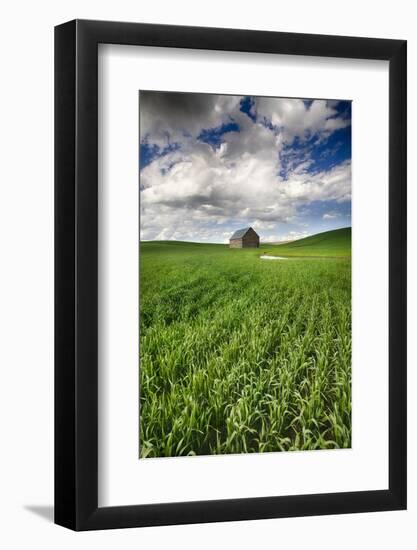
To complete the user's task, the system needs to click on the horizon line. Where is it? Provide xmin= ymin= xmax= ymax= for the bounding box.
xmin=141 ymin=226 xmax=352 ymax=245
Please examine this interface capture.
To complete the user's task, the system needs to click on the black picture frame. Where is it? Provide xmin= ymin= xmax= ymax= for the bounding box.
xmin=55 ymin=19 xmax=407 ymax=531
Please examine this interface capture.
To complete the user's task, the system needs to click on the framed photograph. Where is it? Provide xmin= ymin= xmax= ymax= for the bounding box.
xmin=55 ymin=20 xmax=406 ymax=530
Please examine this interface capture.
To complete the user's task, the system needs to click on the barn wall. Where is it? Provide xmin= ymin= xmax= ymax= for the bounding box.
xmin=229 ymin=239 xmax=243 ymax=248
xmin=242 ymin=234 xmax=259 ymax=248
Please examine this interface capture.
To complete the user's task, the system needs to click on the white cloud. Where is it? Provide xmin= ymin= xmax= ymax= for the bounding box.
xmin=140 ymin=93 xmax=351 ymax=242
xmin=323 ymin=212 xmax=338 ymax=220
xmin=262 ymin=231 xmax=311 ymax=243
xmin=140 ymin=139 xmax=351 ymax=241
xmin=254 ymin=98 xmax=349 ymax=144
xmin=252 ymin=220 xmax=277 ymax=231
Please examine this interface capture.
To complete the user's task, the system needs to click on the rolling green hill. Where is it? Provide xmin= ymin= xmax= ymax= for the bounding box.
xmin=142 ymin=227 xmax=351 ymax=258
xmin=268 ymin=227 xmax=351 ymax=257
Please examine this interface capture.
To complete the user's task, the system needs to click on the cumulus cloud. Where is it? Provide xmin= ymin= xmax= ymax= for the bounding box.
xmin=262 ymin=231 xmax=311 ymax=243
xmin=255 ymin=98 xmax=349 ymax=144
xmin=323 ymin=212 xmax=338 ymax=220
xmin=139 ymin=92 xmax=351 ymax=242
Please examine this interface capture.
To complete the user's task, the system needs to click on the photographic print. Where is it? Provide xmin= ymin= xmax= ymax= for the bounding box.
xmin=139 ymin=91 xmax=351 ymax=458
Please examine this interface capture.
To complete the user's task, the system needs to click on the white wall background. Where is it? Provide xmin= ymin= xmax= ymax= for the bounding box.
xmin=0 ymin=1 xmax=414 ymax=548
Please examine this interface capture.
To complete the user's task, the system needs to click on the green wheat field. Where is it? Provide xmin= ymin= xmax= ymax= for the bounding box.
xmin=139 ymin=227 xmax=351 ymax=458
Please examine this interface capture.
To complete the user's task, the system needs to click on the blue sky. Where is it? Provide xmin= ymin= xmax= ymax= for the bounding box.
xmin=139 ymin=92 xmax=351 ymax=243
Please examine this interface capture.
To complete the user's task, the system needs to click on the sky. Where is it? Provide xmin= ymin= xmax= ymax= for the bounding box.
xmin=139 ymin=91 xmax=351 ymax=243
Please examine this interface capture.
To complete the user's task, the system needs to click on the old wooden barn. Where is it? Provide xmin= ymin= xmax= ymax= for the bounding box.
xmin=229 ymin=227 xmax=260 ymax=248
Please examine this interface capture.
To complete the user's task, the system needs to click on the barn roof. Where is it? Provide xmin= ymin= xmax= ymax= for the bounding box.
xmin=230 ymin=227 xmax=253 ymax=240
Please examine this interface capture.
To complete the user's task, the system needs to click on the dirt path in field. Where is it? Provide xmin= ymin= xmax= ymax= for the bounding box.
xmin=259 ymin=255 xmax=288 ymax=260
